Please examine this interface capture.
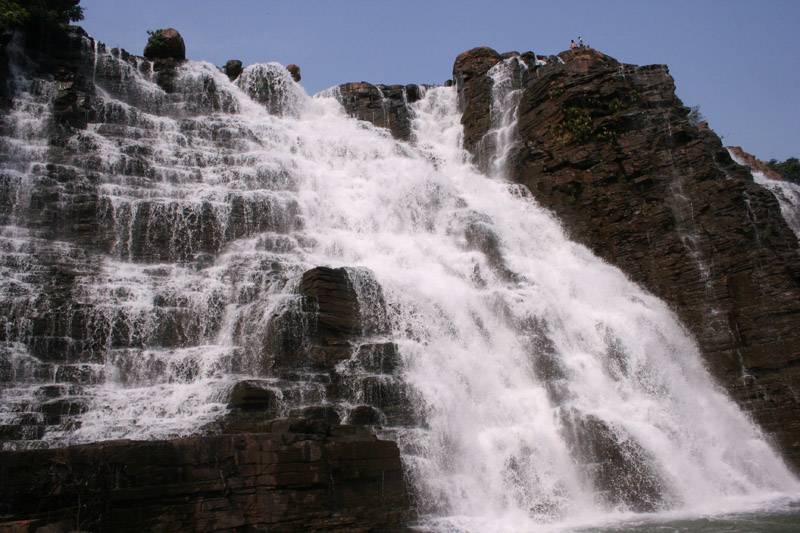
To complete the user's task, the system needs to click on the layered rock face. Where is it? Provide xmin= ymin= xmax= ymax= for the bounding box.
xmin=452 ymin=46 xmax=503 ymax=162
xmin=455 ymin=46 xmax=800 ymax=468
xmin=333 ymin=82 xmax=423 ymax=140
xmin=0 ymin=420 xmax=408 ymax=532
xmin=0 ymin=25 xmax=403 ymax=446
xmin=0 ymin=25 xmax=414 ymax=529
xmin=225 ymin=266 xmax=415 ymax=433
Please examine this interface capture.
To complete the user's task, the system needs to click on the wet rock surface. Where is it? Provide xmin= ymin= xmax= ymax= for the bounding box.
xmin=455 ymin=46 xmax=800 ymax=469
xmin=335 ymin=82 xmax=422 ymax=140
xmin=227 ymin=266 xmax=416 ymax=430
xmin=0 ymin=24 xmax=414 ymax=459
xmin=223 ymin=58 xmax=243 ymax=80
xmin=0 ymin=422 xmax=409 ymax=532
xmin=453 ymin=46 xmax=503 ymax=159
xmin=563 ymin=412 xmax=672 ymax=512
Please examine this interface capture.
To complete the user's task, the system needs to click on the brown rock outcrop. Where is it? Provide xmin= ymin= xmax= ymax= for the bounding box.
xmin=452 ymin=46 xmax=502 ymax=159
xmin=143 ymin=28 xmax=186 ymax=61
xmin=0 ymin=421 xmax=409 ymax=532
xmin=457 ymin=46 xmax=800 ymax=468
xmin=286 ymin=63 xmax=301 ymax=82
xmin=727 ymin=146 xmax=784 ymax=181
xmin=227 ymin=265 xmax=414 ymax=430
xmin=335 ymin=82 xmax=422 ymax=140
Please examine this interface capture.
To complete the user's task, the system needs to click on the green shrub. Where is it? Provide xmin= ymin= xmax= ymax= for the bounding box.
xmin=767 ymin=157 xmax=800 ymax=184
xmin=687 ymin=105 xmax=705 ymax=125
xmin=0 ymin=0 xmax=82 ymax=31
xmin=562 ymin=107 xmax=593 ymax=143
xmin=0 ymin=1 xmax=29 ymax=30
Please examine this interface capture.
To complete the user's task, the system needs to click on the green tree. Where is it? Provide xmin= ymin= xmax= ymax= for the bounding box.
xmin=0 ymin=0 xmax=82 ymax=31
xmin=766 ymin=157 xmax=800 ymax=185
xmin=687 ymin=105 xmax=706 ymax=125
xmin=0 ymin=1 xmax=29 ymax=30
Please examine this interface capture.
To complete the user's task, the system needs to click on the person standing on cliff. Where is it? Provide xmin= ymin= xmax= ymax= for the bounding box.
xmin=570 ymin=39 xmax=577 ymax=49
xmin=579 ymin=36 xmax=583 ymax=47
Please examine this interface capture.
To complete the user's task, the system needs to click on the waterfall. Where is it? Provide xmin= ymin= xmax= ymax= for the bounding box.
xmin=1 ymin=32 xmax=798 ymax=530
xmin=729 ymin=150 xmax=800 ymax=241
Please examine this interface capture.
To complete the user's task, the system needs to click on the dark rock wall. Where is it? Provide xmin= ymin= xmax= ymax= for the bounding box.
xmin=335 ymin=82 xmax=422 ymax=140
xmin=452 ymin=46 xmax=502 ymax=165
xmin=0 ymin=421 xmax=409 ymax=532
xmin=226 ymin=266 xmax=416 ymax=431
xmin=456 ymin=46 xmax=800 ymax=469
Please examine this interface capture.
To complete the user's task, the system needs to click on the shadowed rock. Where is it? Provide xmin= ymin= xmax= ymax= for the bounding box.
xmin=143 ymin=28 xmax=185 ymax=61
xmin=223 ymin=59 xmax=242 ymax=80
xmin=452 ymin=46 xmax=502 ymax=159
xmin=335 ymin=82 xmax=422 ymax=140
xmin=0 ymin=424 xmax=410 ymax=531
xmin=562 ymin=412 xmax=672 ymax=512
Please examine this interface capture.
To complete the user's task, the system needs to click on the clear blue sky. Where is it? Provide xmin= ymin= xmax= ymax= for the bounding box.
xmin=78 ymin=0 xmax=798 ymax=162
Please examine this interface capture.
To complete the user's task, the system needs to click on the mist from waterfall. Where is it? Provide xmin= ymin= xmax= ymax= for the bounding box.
xmin=0 ymin=35 xmax=798 ymax=531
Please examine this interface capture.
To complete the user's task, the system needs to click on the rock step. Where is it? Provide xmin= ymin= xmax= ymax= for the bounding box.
xmin=0 ymin=389 xmax=90 ymax=448
xmin=0 ymin=423 xmax=410 ymax=530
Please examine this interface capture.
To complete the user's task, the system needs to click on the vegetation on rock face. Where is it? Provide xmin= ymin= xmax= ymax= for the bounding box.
xmin=143 ymin=27 xmax=186 ymax=61
xmin=766 ymin=157 xmax=800 ymax=184
xmin=687 ymin=105 xmax=706 ymax=125
xmin=0 ymin=0 xmax=83 ymax=31
xmin=0 ymin=1 xmax=28 ymax=29
xmin=559 ymin=91 xmax=637 ymax=144
xmin=145 ymin=29 xmax=171 ymax=49
xmin=562 ymin=106 xmax=594 ymax=143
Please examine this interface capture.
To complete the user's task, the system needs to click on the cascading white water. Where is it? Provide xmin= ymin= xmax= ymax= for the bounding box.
xmin=1 ymin=34 xmax=799 ymax=530
xmin=728 ymin=150 xmax=800 ymax=241
xmin=484 ymin=56 xmax=528 ymax=177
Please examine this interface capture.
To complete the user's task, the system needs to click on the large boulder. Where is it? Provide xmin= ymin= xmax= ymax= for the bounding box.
xmin=223 ymin=59 xmax=242 ymax=81
xmin=562 ymin=412 xmax=672 ymax=512
xmin=143 ymin=28 xmax=186 ymax=61
xmin=286 ymin=63 xmax=301 ymax=82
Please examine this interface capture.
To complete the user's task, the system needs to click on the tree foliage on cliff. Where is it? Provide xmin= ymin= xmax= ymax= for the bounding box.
xmin=687 ymin=105 xmax=706 ymax=125
xmin=766 ymin=157 xmax=800 ymax=185
xmin=0 ymin=0 xmax=83 ymax=31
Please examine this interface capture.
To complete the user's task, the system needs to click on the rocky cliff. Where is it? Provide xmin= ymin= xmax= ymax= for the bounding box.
xmin=453 ymin=45 xmax=800 ymax=469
